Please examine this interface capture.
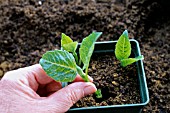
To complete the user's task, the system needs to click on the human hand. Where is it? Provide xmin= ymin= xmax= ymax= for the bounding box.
xmin=0 ymin=64 xmax=97 ymax=113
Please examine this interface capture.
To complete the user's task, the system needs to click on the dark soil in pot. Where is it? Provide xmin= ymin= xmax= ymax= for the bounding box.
xmin=73 ymin=54 xmax=140 ymax=107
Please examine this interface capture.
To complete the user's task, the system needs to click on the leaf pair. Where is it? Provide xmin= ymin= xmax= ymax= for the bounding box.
xmin=61 ymin=33 xmax=79 ymax=63
xmin=115 ymin=30 xmax=144 ymax=67
xmin=61 ymin=33 xmax=78 ymax=53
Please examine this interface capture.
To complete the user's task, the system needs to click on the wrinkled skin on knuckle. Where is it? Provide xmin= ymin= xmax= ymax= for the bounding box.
xmin=66 ymin=86 xmax=85 ymax=105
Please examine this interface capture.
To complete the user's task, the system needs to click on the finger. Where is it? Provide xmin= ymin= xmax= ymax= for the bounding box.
xmin=47 ymin=82 xmax=97 ymax=112
xmin=2 ymin=64 xmax=54 ymax=91
xmin=73 ymin=75 xmax=93 ymax=82
xmin=37 ymin=74 xmax=93 ymax=96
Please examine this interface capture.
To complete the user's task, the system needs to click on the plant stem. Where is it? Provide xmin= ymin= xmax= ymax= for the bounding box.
xmin=73 ymin=52 xmax=78 ymax=64
xmin=84 ymin=63 xmax=89 ymax=82
xmin=85 ymin=63 xmax=89 ymax=77
xmin=85 ymin=64 xmax=102 ymax=98
xmin=76 ymin=65 xmax=102 ymax=98
xmin=78 ymin=58 xmax=81 ymax=66
xmin=76 ymin=65 xmax=89 ymax=82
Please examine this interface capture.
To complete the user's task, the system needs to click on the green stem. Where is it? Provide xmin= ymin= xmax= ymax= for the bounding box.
xmin=85 ymin=63 xmax=89 ymax=77
xmin=76 ymin=65 xmax=89 ymax=82
xmin=76 ymin=65 xmax=102 ymax=98
xmin=73 ymin=52 xmax=78 ymax=64
xmin=78 ymin=58 xmax=81 ymax=66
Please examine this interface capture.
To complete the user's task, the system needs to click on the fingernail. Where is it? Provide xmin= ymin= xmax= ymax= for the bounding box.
xmin=84 ymin=82 xmax=97 ymax=96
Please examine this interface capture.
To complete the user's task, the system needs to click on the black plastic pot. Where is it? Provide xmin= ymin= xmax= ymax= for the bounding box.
xmin=66 ymin=39 xmax=149 ymax=113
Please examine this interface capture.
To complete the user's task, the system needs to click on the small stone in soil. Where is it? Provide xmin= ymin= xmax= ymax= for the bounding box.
xmin=113 ymin=73 xmax=118 ymax=77
xmin=0 ymin=61 xmax=9 ymax=70
xmin=0 ymin=69 xmax=3 ymax=77
xmin=92 ymin=64 xmax=96 ymax=70
xmin=112 ymin=81 xmax=119 ymax=86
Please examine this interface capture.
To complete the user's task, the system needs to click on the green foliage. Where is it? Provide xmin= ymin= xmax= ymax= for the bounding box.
xmin=40 ymin=30 xmax=143 ymax=100
xmin=121 ymin=55 xmax=144 ymax=67
xmin=115 ymin=30 xmax=131 ymax=60
xmin=61 ymin=33 xmax=78 ymax=63
xmin=79 ymin=31 xmax=102 ymax=70
xmin=95 ymin=89 xmax=102 ymax=98
xmin=61 ymin=33 xmax=78 ymax=53
xmin=39 ymin=50 xmax=77 ymax=82
xmin=40 ymin=31 xmax=102 ymax=98
xmin=61 ymin=33 xmax=73 ymax=46
xmin=62 ymin=42 xmax=78 ymax=53
xmin=79 ymin=32 xmax=102 ymax=98
xmin=115 ymin=30 xmax=144 ymax=67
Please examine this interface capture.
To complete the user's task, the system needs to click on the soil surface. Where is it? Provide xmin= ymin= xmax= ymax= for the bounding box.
xmin=0 ymin=0 xmax=170 ymax=113
xmin=73 ymin=54 xmax=140 ymax=107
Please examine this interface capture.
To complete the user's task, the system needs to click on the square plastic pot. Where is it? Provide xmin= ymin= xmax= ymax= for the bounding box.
xmin=66 ymin=39 xmax=149 ymax=113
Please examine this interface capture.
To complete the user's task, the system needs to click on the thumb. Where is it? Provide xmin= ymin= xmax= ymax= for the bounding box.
xmin=47 ymin=82 xmax=97 ymax=113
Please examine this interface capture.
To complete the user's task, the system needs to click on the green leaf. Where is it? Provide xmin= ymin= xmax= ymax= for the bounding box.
xmin=95 ymin=89 xmax=102 ymax=98
xmin=39 ymin=50 xmax=77 ymax=82
xmin=62 ymin=42 xmax=78 ymax=53
xmin=61 ymin=33 xmax=73 ymax=46
xmin=120 ymin=55 xmax=144 ymax=67
xmin=61 ymin=33 xmax=78 ymax=55
xmin=115 ymin=30 xmax=131 ymax=60
xmin=80 ymin=31 xmax=102 ymax=70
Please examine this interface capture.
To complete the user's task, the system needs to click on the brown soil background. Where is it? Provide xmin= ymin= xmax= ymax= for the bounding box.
xmin=0 ymin=0 xmax=169 ymax=112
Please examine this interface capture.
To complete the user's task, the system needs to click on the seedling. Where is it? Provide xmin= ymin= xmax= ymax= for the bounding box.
xmin=39 ymin=31 xmax=102 ymax=98
xmin=115 ymin=30 xmax=144 ymax=67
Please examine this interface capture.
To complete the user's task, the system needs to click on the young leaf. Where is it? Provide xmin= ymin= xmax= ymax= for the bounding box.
xmin=95 ymin=89 xmax=102 ymax=98
xmin=115 ymin=30 xmax=131 ymax=60
xmin=120 ymin=55 xmax=144 ymax=67
xmin=61 ymin=33 xmax=78 ymax=53
xmin=62 ymin=42 xmax=78 ymax=53
xmin=79 ymin=31 xmax=102 ymax=70
xmin=61 ymin=33 xmax=73 ymax=46
xmin=39 ymin=50 xmax=77 ymax=82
